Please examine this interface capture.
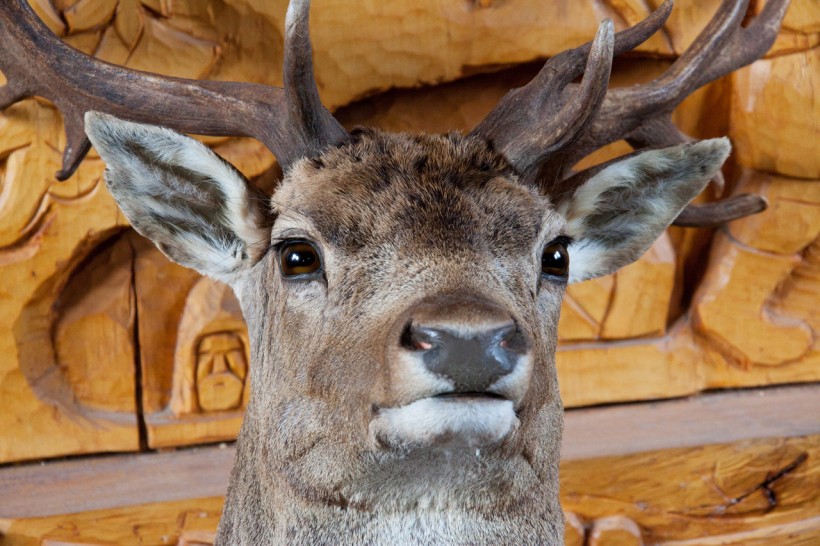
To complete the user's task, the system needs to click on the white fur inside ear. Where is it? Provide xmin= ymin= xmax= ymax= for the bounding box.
xmin=155 ymin=131 xmax=269 ymax=256
xmin=559 ymin=139 xmax=730 ymax=283
xmin=566 ymin=241 xmax=610 ymax=284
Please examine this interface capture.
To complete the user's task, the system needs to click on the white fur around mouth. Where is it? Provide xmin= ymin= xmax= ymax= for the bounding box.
xmin=370 ymin=397 xmax=518 ymax=449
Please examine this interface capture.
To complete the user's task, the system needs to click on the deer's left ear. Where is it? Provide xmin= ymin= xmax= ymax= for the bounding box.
xmin=557 ymin=138 xmax=730 ymax=283
xmin=85 ymin=112 xmax=273 ymax=284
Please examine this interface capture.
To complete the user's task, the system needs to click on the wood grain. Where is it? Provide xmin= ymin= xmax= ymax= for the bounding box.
xmin=2 ymin=384 xmax=817 ymax=520
xmin=730 ymin=47 xmax=820 ymax=179
xmin=561 ymin=437 xmax=820 ymax=545
xmin=1 ymin=434 xmax=817 ymax=544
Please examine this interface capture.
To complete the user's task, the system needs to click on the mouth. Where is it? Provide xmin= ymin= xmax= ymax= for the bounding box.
xmin=369 ymin=392 xmax=518 ymax=450
xmin=433 ymin=391 xmax=507 ymax=401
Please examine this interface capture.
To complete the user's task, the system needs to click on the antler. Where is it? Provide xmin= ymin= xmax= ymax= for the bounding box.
xmin=0 ymin=0 xmax=346 ymax=180
xmin=471 ymin=1 xmax=674 ymax=178
xmin=560 ymin=0 xmax=790 ymax=166
xmin=474 ymin=0 xmax=790 ymax=226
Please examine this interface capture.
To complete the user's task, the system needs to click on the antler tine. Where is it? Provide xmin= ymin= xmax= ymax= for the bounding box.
xmin=0 ymin=0 xmax=346 ymax=180
xmin=471 ymin=20 xmax=615 ymax=176
xmin=700 ymin=0 xmax=791 ymax=84
xmin=554 ymin=21 xmax=615 ymax=151
xmin=673 ymin=194 xmax=768 ymax=227
xmin=60 ymin=113 xmax=94 ymax=181
xmin=471 ymin=0 xmax=672 ymax=178
xmin=283 ymin=0 xmax=349 ymax=161
xmin=599 ymin=0 xmax=674 ymax=58
xmin=617 ymin=0 xmax=752 ymax=115
xmin=556 ymin=0 xmax=791 ymax=168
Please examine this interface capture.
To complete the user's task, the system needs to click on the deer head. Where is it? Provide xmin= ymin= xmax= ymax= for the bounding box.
xmin=0 ymin=0 xmax=787 ymax=543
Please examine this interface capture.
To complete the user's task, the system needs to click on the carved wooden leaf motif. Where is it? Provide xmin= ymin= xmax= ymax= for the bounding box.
xmin=0 ymin=102 xmax=103 ymax=264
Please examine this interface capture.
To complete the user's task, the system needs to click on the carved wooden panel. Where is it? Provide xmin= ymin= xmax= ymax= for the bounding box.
xmin=133 ymin=236 xmax=248 ymax=448
xmin=0 ymin=0 xmax=817 ymax=462
xmin=561 ymin=437 xmax=819 ymax=545
xmin=0 ymin=97 xmax=138 ymax=462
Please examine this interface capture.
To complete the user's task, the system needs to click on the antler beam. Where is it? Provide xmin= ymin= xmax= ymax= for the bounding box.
xmin=522 ymin=0 xmax=789 ymax=226
xmin=0 ymin=0 xmax=345 ymax=179
xmin=552 ymin=0 xmax=790 ymax=169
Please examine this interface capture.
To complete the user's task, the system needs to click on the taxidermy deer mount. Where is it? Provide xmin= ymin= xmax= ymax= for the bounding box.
xmin=0 ymin=0 xmax=787 ymax=543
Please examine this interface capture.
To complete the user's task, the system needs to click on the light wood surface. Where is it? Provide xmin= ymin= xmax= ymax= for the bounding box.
xmin=2 ymin=384 xmax=818 ymax=520
xmin=730 ymin=46 xmax=819 ymax=179
xmin=2 ymin=433 xmax=817 ymax=544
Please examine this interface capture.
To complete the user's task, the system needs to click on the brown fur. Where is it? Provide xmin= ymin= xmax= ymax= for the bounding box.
xmin=86 ymin=111 xmax=727 ymax=544
xmin=220 ymin=129 xmax=566 ymax=544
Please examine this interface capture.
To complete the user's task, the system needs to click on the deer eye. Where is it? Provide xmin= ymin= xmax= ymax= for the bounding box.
xmin=280 ymin=241 xmax=322 ymax=277
xmin=541 ymin=240 xmax=569 ymax=279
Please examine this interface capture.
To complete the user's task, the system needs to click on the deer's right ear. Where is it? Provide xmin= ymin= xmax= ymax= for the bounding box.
xmin=85 ymin=112 xmax=273 ymax=284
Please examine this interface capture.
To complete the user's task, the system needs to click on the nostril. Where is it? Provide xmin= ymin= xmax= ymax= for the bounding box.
xmin=493 ymin=324 xmax=516 ymax=345
xmin=399 ymin=323 xmax=439 ymax=352
xmin=488 ymin=323 xmax=528 ymax=356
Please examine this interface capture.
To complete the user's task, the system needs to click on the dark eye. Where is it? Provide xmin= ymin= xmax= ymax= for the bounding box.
xmin=541 ymin=240 xmax=569 ymax=279
xmin=280 ymin=241 xmax=322 ymax=277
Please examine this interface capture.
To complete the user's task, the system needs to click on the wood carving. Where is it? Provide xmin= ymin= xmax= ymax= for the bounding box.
xmin=0 ymin=1 xmax=814 ymax=474
xmin=131 ymin=237 xmax=248 ymax=448
xmin=171 ymin=278 xmax=249 ymax=416
xmin=194 ymin=331 xmax=248 ymax=413
xmin=0 ymin=0 xmax=801 ymax=541
xmin=561 ymin=437 xmax=819 ymax=544
xmin=694 ymin=171 xmax=820 ymax=367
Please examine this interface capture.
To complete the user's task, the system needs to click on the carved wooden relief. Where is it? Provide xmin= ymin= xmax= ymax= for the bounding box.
xmin=561 ymin=437 xmax=819 ymax=545
xmin=0 ymin=0 xmax=817 ymax=463
xmin=0 ymin=95 xmax=137 ymax=461
xmin=132 ymin=236 xmax=248 ymax=448
xmin=171 ymin=280 xmax=248 ymax=416
xmin=193 ymin=332 xmax=248 ymax=413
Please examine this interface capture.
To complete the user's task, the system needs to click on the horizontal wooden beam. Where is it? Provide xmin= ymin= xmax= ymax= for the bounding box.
xmin=0 ymin=445 xmax=235 ymax=520
xmin=561 ymin=383 xmax=820 ymax=460
xmin=1 ymin=384 xmax=818 ymax=519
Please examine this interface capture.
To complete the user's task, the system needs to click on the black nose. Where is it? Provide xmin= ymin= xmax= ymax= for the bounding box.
xmin=400 ymin=321 xmax=527 ymax=392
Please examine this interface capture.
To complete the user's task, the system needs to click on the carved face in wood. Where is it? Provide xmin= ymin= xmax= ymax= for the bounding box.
xmin=195 ymin=331 xmax=247 ymax=412
xmin=85 ymin=114 xmax=728 ymax=519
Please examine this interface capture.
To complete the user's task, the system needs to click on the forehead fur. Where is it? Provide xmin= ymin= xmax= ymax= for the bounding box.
xmin=274 ymin=129 xmax=551 ymax=254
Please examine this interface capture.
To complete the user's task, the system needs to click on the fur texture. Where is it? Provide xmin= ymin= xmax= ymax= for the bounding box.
xmin=85 ymin=112 xmax=272 ymax=284
xmin=559 ymin=139 xmax=730 ymax=282
xmin=85 ymin=115 xmax=730 ymax=545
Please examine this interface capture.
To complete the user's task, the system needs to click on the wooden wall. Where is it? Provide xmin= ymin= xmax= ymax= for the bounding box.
xmin=0 ymin=0 xmax=818 ymax=544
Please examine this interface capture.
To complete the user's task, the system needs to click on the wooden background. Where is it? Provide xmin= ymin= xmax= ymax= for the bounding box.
xmin=0 ymin=0 xmax=818 ymax=544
